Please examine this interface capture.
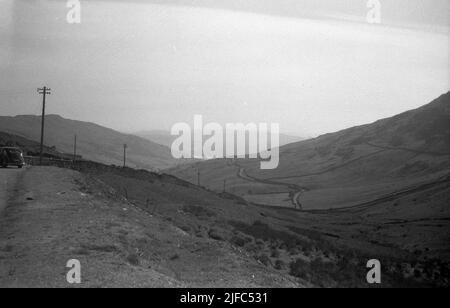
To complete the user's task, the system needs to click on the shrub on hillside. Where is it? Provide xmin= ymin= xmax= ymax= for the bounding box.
xmin=183 ymin=205 xmax=216 ymax=218
xmin=271 ymin=248 xmax=280 ymax=258
xmin=126 ymin=253 xmax=140 ymax=266
xmin=230 ymin=232 xmax=253 ymax=247
xmin=289 ymin=258 xmax=310 ymax=280
xmin=274 ymin=260 xmax=286 ymax=270
xmin=256 ymin=254 xmax=272 ymax=267
xmin=208 ymin=228 xmax=225 ymax=241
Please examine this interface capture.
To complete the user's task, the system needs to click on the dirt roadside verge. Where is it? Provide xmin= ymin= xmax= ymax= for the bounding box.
xmin=0 ymin=168 xmax=25 ymax=215
xmin=0 ymin=166 xmax=299 ymax=288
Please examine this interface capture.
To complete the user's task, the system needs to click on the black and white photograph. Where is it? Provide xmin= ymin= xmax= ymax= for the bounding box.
xmin=0 ymin=0 xmax=449 ymax=292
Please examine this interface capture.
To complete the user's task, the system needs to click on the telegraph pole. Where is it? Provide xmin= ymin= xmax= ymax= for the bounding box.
xmin=73 ymin=134 xmax=77 ymax=162
xmin=123 ymin=144 xmax=127 ymax=168
xmin=37 ymin=86 xmax=51 ymax=165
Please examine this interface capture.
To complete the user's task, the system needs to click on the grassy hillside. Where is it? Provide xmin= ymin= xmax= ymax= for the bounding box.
xmin=263 ymin=91 xmax=450 ymax=180
xmin=168 ymin=92 xmax=450 ymax=210
xmin=0 ymin=115 xmax=176 ymax=170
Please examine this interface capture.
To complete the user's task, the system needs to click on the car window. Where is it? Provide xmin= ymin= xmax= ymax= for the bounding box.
xmin=4 ymin=149 xmax=20 ymax=157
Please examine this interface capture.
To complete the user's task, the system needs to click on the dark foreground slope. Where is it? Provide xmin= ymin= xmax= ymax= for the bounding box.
xmin=0 ymin=166 xmax=298 ymax=287
xmin=1 ymin=160 xmax=446 ymax=287
xmin=51 ymin=160 xmax=448 ymax=287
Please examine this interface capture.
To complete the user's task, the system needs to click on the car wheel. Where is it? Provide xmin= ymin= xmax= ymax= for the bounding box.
xmin=18 ymin=165 xmax=23 ymax=169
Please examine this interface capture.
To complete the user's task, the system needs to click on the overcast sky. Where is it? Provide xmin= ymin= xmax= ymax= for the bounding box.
xmin=0 ymin=0 xmax=449 ymax=136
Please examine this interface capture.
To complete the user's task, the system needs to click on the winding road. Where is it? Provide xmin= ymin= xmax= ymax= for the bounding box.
xmin=235 ymin=163 xmax=305 ymax=210
xmin=232 ymin=143 xmax=450 ymax=212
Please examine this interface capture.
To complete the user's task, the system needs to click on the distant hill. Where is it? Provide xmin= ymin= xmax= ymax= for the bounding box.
xmin=168 ymin=92 xmax=450 ymax=210
xmin=264 ymin=91 xmax=450 ymax=182
xmin=135 ymin=130 xmax=175 ymax=148
xmin=0 ymin=115 xmax=177 ymax=170
xmin=278 ymin=133 xmax=306 ymax=147
xmin=0 ymin=131 xmax=62 ymax=158
xmin=136 ymin=130 xmax=305 ymax=150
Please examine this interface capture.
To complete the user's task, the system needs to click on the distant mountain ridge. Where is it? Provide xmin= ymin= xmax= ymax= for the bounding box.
xmin=136 ymin=130 xmax=306 ymax=150
xmin=249 ymin=91 xmax=450 ymax=185
xmin=0 ymin=115 xmax=176 ymax=170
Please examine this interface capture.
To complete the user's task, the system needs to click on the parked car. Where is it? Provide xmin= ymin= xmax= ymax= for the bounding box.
xmin=0 ymin=147 xmax=26 ymax=168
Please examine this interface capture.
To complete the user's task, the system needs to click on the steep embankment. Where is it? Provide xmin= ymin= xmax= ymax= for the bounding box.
xmin=69 ymin=161 xmax=449 ymax=287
